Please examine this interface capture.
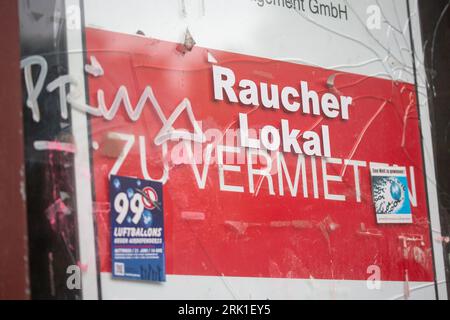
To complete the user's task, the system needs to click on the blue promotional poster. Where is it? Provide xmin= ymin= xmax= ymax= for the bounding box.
xmin=370 ymin=166 xmax=412 ymax=224
xmin=110 ymin=175 xmax=165 ymax=282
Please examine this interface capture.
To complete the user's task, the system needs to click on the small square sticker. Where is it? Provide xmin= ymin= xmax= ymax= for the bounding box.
xmin=370 ymin=166 xmax=412 ymax=224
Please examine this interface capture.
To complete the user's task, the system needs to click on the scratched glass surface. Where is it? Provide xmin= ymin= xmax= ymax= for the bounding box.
xmin=18 ymin=0 xmax=450 ymax=300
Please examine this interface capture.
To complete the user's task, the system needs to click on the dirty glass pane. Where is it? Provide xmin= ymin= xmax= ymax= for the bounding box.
xmin=17 ymin=0 xmax=450 ymax=300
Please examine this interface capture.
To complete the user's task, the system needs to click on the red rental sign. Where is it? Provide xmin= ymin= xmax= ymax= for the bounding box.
xmin=87 ymin=28 xmax=433 ymax=282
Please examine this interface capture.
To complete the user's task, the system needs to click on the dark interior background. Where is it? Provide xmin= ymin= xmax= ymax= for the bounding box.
xmin=419 ymin=0 xmax=450 ymax=298
xmin=19 ymin=0 xmax=80 ymax=300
